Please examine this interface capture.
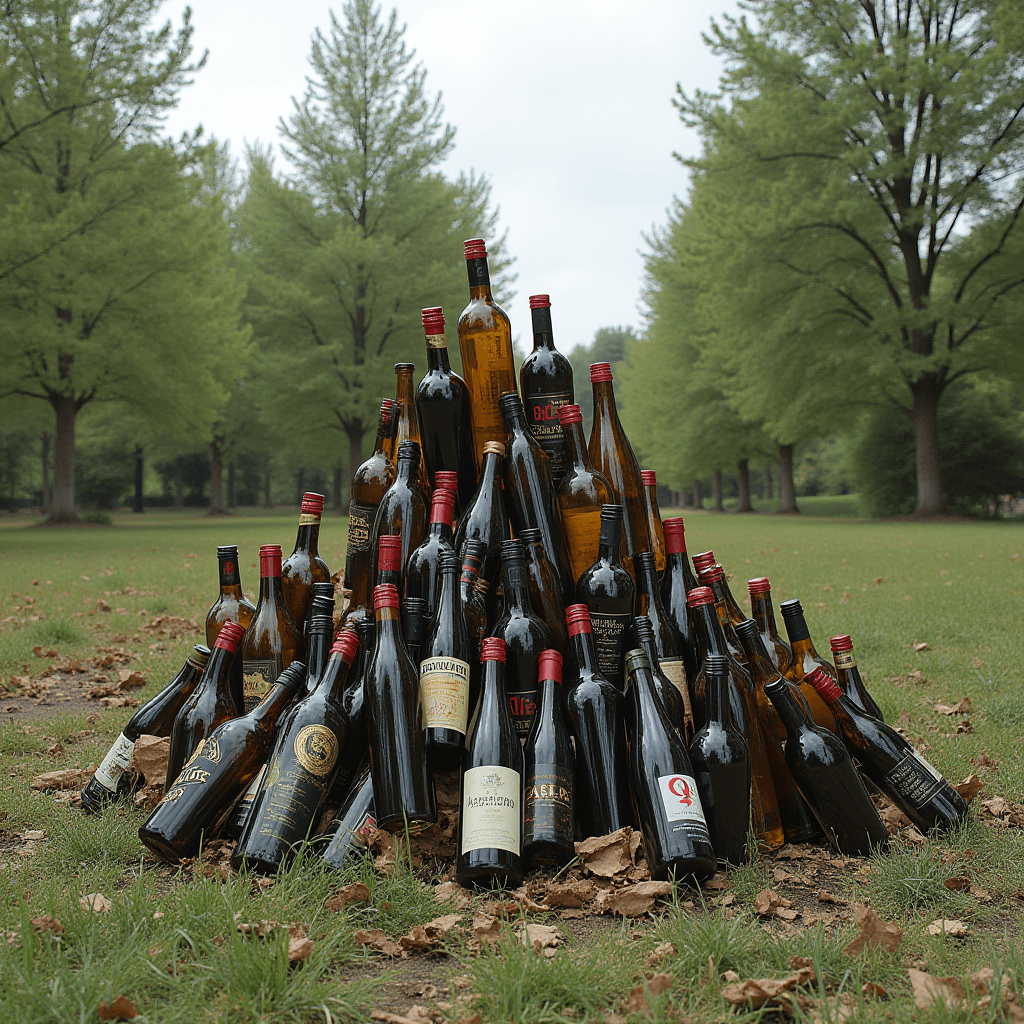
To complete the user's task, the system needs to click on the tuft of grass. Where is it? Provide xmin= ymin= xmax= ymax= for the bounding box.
xmin=858 ymin=843 xmax=976 ymax=917
xmin=30 ymin=617 xmax=84 ymax=646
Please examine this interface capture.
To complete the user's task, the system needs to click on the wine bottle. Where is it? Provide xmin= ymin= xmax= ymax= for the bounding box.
xmin=305 ymin=583 xmax=336 ymax=637
xmin=205 ymin=545 xmax=256 ymax=711
xmin=455 ymin=637 xmax=524 ymax=889
xmin=416 ymin=306 xmax=478 ymax=512
xmin=588 ymin=363 xmax=649 ymax=576
xmin=491 ymin=539 xmax=554 ymax=741
xmin=695 ymin=556 xmax=746 ymax=628
xmin=459 ymin=539 xmax=489 ymax=665
xmin=519 ymin=294 xmax=574 ymax=488
xmin=328 ymin=618 xmax=374 ymax=805
xmin=763 ymin=673 xmax=889 ymax=856
xmin=383 ymin=394 xmax=401 ymax=465
xmin=139 ymin=663 xmax=306 ymax=863
xmin=747 ymin=577 xmax=795 ymax=676
xmin=405 ymin=488 xmax=456 ymax=619
xmin=523 ymin=649 xmax=575 ymax=868
xmin=402 ymin=597 xmax=428 ymax=668
xmin=393 ymin=362 xmax=432 ymax=496
xmin=640 ymin=471 xmax=667 ymax=574
xmin=366 ymin=584 xmax=436 ymax=833
xmin=457 ymin=238 xmax=517 ymax=474
xmin=734 ymin=618 xmax=823 ymax=844
xmin=241 ymin=544 xmax=301 ymax=714
xmin=281 ymin=492 xmax=332 ymax=634
xmin=421 ymin=551 xmax=472 ymax=761
xmin=807 ymin=668 xmax=967 ymax=835
xmin=556 ymin=403 xmax=613 ymax=587
xmin=81 ymin=645 xmax=210 ymax=811
xmin=498 ymin=391 xmax=573 ymax=603
xmin=321 ymin=765 xmax=376 ymax=869
xmin=687 ymin=587 xmax=785 ymax=851
xmin=372 ymin=440 xmax=429 ymax=601
xmin=635 ymin=551 xmax=693 ymax=737
xmin=779 ymin=599 xmax=840 ymax=732
xmin=660 ymin=518 xmax=700 ymax=686
xmin=574 ymin=505 xmax=634 ymax=691
xmin=622 ymin=649 xmax=716 ymax=881
xmin=633 ymin=614 xmax=687 ymax=740
xmin=829 ymin=635 xmax=885 ymax=721
xmin=691 ymin=550 xmax=715 ymax=579
xmin=165 ymin=620 xmax=246 ymax=788
xmin=434 ymin=469 xmax=460 ymax=518
xmin=519 ymin=527 xmax=568 ymax=655
xmin=698 ymin=563 xmax=750 ymax=665
xmin=564 ymin=604 xmax=633 ymax=837
xmin=453 ymin=440 xmax=507 ymax=600
xmin=342 ymin=399 xmax=395 ymax=625
xmin=232 ymin=632 xmax=360 ymax=874
xmin=688 ymin=654 xmax=751 ymax=866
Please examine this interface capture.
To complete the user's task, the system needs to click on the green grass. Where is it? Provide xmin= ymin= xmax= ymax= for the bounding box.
xmin=0 ymin=509 xmax=1021 ymax=1022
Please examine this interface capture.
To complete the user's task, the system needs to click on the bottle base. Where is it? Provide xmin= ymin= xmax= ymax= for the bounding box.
xmin=455 ymin=864 xmax=524 ymax=890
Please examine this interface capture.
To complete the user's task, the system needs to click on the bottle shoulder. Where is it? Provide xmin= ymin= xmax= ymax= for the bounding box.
xmin=520 ymin=347 xmax=573 ymax=383
xmin=458 ymin=297 xmax=511 ymax=333
xmin=576 ymin=562 xmax=634 ymax=599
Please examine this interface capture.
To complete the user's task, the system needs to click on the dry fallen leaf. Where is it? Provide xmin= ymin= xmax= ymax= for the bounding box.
xmin=943 ymin=875 xmax=971 ymax=891
xmin=353 ymin=928 xmax=404 ymax=957
xmin=541 ymin=879 xmax=596 ymax=909
xmin=31 ymin=768 xmax=88 ymax=792
xmin=597 ymin=880 xmax=673 ymax=918
xmin=470 ymin=911 xmax=501 ymax=946
xmin=913 ymin=641 xmax=930 ymax=652
xmin=31 ymin=915 xmax=63 ymax=935
xmin=287 ymin=935 xmax=315 ymax=963
xmin=399 ymin=914 xmax=463 ymax=952
xmin=927 ymin=918 xmax=971 ymax=938
xmin=909 ymin=969 xmax=966 ymax=1010
xmin=97 ymin=996 xmax=139 ymax=1020
xmin=434 ymin=881 xmax=473 ymax=908
xmin=623 ymin=973 xmax=673 ymax=1014
xmin=843 ymin=903 xmax=902 ymax=955
xmin=861 ymin=982 xmax=888 ymax=1000
xmin=955 ymin=774 xmax=985 ymax=802
xmin=721 ymin=967 xmax=815 ymax=1013
xmin=324 ymin=882 xmax=371 ymax=912
xmin=517 ymin=922 xmax=562 ymax=956
xmin=79 ymin=893 xmax=112 ymax=914
xmin=574 ymin=827 xmax=633 ymax=878
xmin=647 ymin=941 xmax=677 ymax=966
xmin=752 ymin=889 xmax=799 ymax=921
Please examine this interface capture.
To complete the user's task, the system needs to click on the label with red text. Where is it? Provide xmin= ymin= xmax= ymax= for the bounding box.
xmin=657 ymin=773 xmax=711 ymax=843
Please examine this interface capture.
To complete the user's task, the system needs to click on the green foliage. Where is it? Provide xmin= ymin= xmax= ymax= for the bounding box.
xmin=851 ymin=378 xmax=1024 ymax=517
xmin=570 ymin=325 xmax=636 ymax=432
xmin=794 ymin=437 xmax=854 ymax=497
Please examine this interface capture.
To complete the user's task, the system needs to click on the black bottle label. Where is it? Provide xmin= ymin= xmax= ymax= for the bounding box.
xmin=657 ymin=772 xmax=712 ymax=844
xmin=525 ymin=391 xmax=571 ymax=476
xmin=344 ymin=502 xmax=378 ymax=580
xmin=256 ymin=749 xmax=334 ymax=843
xmin=508 ymin=690 xmax=538 ymax=740
xmin=524 ymin=763 xmax=573 ymax=846
xmin=218 ymin=557 xmax=241 ymax=588
xmin=590 ymin=612 xmax=631 ymax=687
xmin=242 ymin=659 xmax=277 ymax=713
xmin=885 ymin=750 xmax=944 ymax=808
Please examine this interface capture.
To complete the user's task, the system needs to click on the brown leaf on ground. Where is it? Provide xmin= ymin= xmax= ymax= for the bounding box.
xmin=909 ymin=969 xmax=966 ymax=1010
xmin=470 ymin=911 xmax=501 ymax=946
xmin=861 ymin=982 xmax=888 ymax=1000
xmin=97 ymin=996 xmax=138 ymax=1020
xmin=434 ymin=881 xmax=473 ymax=908
xmin=541 ymin=879 xmax=596 ymax=908
xmin=31 ymin=915 xmax=63 ymax=935
xmin=96 ymin=599 xmax=111 ymax=613
xmin=955 ymin=774 xmax=985 ymax=802
xmin=353 ymin=929 xmax=404 ymax=957
xmin=814 ymin=890 xmax=846 ymax=906
xmin=647 ymin=941 xmax=677 ymax=966
xmin=130 ymin=735 xmax=169 ymax=785
xmin=33 ymin=646 xmax=57 ymax=658
xmin=399 ymin=914 xmax=463 ymax=952
xmin=517 ymin=922 xmax=563 ymax=956
xmin=943 ymin=875 xmax=971 ymax=891
xmin=324 ymin=882 xmax=371 ymax=912
xmin=117 ymin=670 xmax=146 ymax=689
xmin=31 ymin=768 xmax=89 ymax=792
xmin=878 ymin=802 xmax=910 ymax=831
xmin=843 ymin=904 xmax=902 ymax=955
xmin=597 ymin=880 xmax=673 ymax=918
xmin=623 ymin=973 xmax=674 ymax=1015
xmin=721 ymin=967 xmax=815 ymax=1014
xmin=752 ymin=889 xmax=799 ymax=920
xmin=370 ymin=1007 xmax=436 ymax=1024
xmin=79 ymin=893 xmax=112 ymax=913
xmin=913 ymin=641 xmax=930 ymax=652
xmin=511 ymin=887 xmax=547 ymax=913
xmin=575 ymin=827 xmax=633 ymax=878
xmin=132 ymin=783 xmax=162 ymax=811
xmin=287 ymin=934 xmax=315 ymax=963
xmin=927 ymin=918 xmax=971 ymax=938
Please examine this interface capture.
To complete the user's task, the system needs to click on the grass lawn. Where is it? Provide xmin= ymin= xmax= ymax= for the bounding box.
xmin=0 ymin=507 xmax=1022 ymax=1023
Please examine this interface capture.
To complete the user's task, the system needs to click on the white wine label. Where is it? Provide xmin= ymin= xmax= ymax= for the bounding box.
xmin=461 ymin=765 xmax=521 ymax=855
xmin=834 ymin=650 xmax=856 ymax=669
xmin=242 ymin=659 xmax=277 ymax=713
xmin=657 ymin=773 xmax=710 ymax=832
xmin=660 ymin=657 xmax=694 ymax=725
xmin=886 ymin=750 xmax=944 ymax=807
xmin=420 ymin=656 xmax=470 ymax=734
xmin=298 ymin=513 xmax=321 ymax=526
xmin=92 ymin=733 xmax=136 ymax=792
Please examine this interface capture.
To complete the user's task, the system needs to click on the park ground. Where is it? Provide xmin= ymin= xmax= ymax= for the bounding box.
xmin=0 ymin=506 xmax=1021 ymax=1023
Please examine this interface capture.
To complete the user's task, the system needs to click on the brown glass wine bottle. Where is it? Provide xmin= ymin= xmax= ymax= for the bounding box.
xmin=519 ymin=527 xmax=568 ymax=656
xmin=205 ymin=545 xmax=256 ymax=712
xmin=371 ymin=441 xmax=429 ymax=601
xmin=747 ymin=577 xmax=795 ymax=676
xmin=829 ymin=635 xmax=885 ymax=721
xmin=457 ymin=238 xmax=517 ymax=474
xmin=281 ymin=492 xmax=332 ymax=635
xmin=394 ymin=362 xmax=432 ymax=496
xmin=241 ymin=545 xmax=301 ymax=714
xmin=405 ymin=488 xmax=456 ymax=619
xmin=778 ymin=599 xmax=840 ymax=733
xmin=588 ymin=363 xmax=649 ymax=577
xmin=660 ymin=518 xmax=700 ymax=686
xmin=640 ymin=471 xmax=666 ymax=574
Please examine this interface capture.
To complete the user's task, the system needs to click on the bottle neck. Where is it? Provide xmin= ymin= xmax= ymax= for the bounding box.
xmin=569 ymin=629 xmax=599 ymax=677
xmin=598 ymin=521 xmax=623 ymax=565
xmin=502 ymin=559 xmax=532 ymax=615
xmin=312 ymin=651 xmax=353 ymax=703
xmin=217 ymin=555 xmax=242 ymax=597
xmin=694 ymin=604 xmax=727 ymax=662
xmin=478 ymin=452 xmax=500 ymax=496
xmin=537 ymin=675 xmax=557 ymax=723
xmin=396 ymin=457 xmax=417 ymax=484
xmin=502 ymin=408 xmax=528 ymax=436
xmin=424 ymin=335 xmax=453 ymax=373
xmin=563 ymin=419 xmax=593 ymax=471
xmin=637 ymin=563 xmax=659 ymax=600
xmin=249 ymin=679 xmax=296 ymax=728
xmin=705 ymin=669 xmax=730 ymax=726
xmin=592 ymin=380 xmax=620 ymax=425
xmin=629 ymin=661 xmax=661 ymax=722
xmin=741 ymin=628 xmax=781 ymax=685
xmin=530 ymin=307 xmax=555 ymax=351
xmin=638 ymin=634 xmax=662 ymax=674
xmin=479 ymin=658 xmax=506 ymax=714
xmin=766 ymin=680 xmax=811 ymax=738
xmin=395 ymin=370 xmax=415 ymax=407
xmin=466 ymin=256 xmax=492 ymax=297
xmin=292 ymin=522 xmax=320 ymax=557
xmin=373 ymin=409 xmax=390 ymax=452
xmin=206 ymin=645 xmax=235 ymax=691
xmin=258 ymin=573 xmax=284 ymax=606
xmin=428 ymin=518 xmax=453 ymax=542
xmin=437 ymin=568 xmax=458 ymax=617
xmin=751 ymin=593 xmax=781 ymax=639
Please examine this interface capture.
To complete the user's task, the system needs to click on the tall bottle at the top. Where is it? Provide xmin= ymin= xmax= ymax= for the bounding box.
xmin=415 ymin=307 xmax=476 ymax=514
xmin=588 ymin=363 xmax=649 ymax=577
xmin=371 ymin=440 xmax=429 ymax=602
xmin=457 ymin=238 xmax=517 ymax=474
xmin=241 ymin=545 xmax=301 ymax=713
xmin=393 ymin=363 xmax=432 ymax=497
xmin=519 ymin=295 xmax=574 ymax=488
xmin=281 ymin=492 xmax=332 ymax=636
xmin=205 ymin=545 xmax=256 ymax=710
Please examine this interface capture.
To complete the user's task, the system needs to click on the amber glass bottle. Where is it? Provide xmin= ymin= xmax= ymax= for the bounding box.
xmin=519 ymin=528 xmax=568 ymax=656
xmin=660 ymin=518 xmax=699 ymax=685
xmin=747 ymin=577 xmax=794 ymax=675
xmin=640 ymin=471 xmax=666 ymax=574
xmin=281 ymin=492 xmax=332 ymax=635
xmin=457 ymin=238 xmax=516 ymax=473
xmin=393 ymin=362 xmax=432 ymax=496
xmin=242 ymin=545 xmax=301 ymax=714
xmin=779 ymin=599 xmax=840 ymax=733
xmin=367 ymin=584 xmax=436 ymax=833
xmin=139 ymin=663 xmax=305 ymax=863
xmin=453 ymin=441 xmax=507 ymax=606
xmin=406 ymin=488 xmax=456 ymax=618
xmin=829 ymin=635 xmax=885 ymax=720
xmin=499 ymin=391 xmax=573 ymax=602
xmin=416 ymin=307 xmax=477 ymax=511
xmin=205 ymin=545 xmax=256 ymax=711
xmin=588 ymin=363 xmax=649 ymax=577
xmin=694 ymin=554 xmax=745 ymax=627
xmin=556 ymin=403 xmax=613 ymax=588
xmin=459 ymin=539 xmax=489 ymax=668
xmin=372 ymin=441 xmax=429 ymax=600
xmin=734 ymin=618 xmax=823 ymax=844
xmin=519 ymin=295 xmax=574 ymax=488
xmin=699 ymin=564 xmax=749 ymax=665
xmin=342 ymin=400 xmax=395 ymax=625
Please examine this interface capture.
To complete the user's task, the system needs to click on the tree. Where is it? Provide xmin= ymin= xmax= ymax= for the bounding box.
xmin=678 ymin=1 xmax=1024 ymax=516
xmin=0 ymin=1 xmax=249 ymax=523
xmin=239 ymin=0 xmax=510 ymax=501
xmin=570 ymin=326 xmax=636 ymax=434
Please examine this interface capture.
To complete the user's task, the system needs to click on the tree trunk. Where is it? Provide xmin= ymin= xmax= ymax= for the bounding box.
xmin=264 ymin=469 xmax=272 ymax=509
xmin=692 ymin=480 xmax=702 ymax=509
xmin=713 ymin=471 xmax=724 ymax=512
xmin=333 ymin=462 xmax=346 ymax=514
xmin=41 ymin=432 xmax=51 ymax=512
xmin=737 ymin=458 xmax=752 ymax=512
xmin=173 ymin=457 xmax=184 ymax=509
xmin=295 ymin=470 xmax=304 ymax=507
xmin=227 ymin=461 xmax=236 ymax=508
xmin=778 ymin=444 xmax=800 ymax=514
xmin=346 ymin=424 xmax=365 ymax=505
xmin=763 ymin=464 xmax=773 ymax=500
xmin=910 ymin=380 xmax=944 ymax=516
xmin=209 ymin=436 xmax=228 ymax=515
xmin=47 ymin=395 xmax=79 ymax=524
xmin=133 ymin=445 xmax=144 ymax=514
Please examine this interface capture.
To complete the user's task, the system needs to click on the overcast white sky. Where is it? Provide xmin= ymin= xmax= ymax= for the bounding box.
xmin=159 ymin=0 xmax=739 ymax=352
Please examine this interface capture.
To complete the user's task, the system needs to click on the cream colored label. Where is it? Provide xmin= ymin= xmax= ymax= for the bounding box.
xmin=293 ymin=724 xmax=339 ymax=776
xmin=834 ymin=650 xmax=856 ymax=669
xmin=420 ymin=656 xmax=470 ymax=734
xmin=425 ymin=332 xmax=447 ymax=349
xmin=93 ymin=733 xmax=135 ymax=792
xmin=461 ymin=765 xmax=521 ymax=855
xmin=298 ymin=513 xmax=321 ymax=525
xmin=660 ymin=657 xmax=694 ymax=727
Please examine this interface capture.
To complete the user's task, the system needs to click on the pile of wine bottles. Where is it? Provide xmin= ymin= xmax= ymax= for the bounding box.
xmin=82 ymin=239 xmax=969 ymax=886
